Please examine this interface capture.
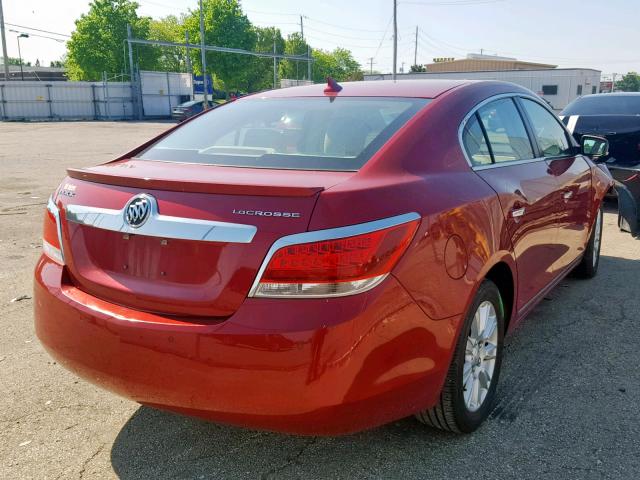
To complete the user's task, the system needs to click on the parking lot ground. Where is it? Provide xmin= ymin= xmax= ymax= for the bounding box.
xmin=1 ymin=121 xmax=639 ymax=480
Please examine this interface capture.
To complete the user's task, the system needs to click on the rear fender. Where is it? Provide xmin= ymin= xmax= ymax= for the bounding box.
xmin=616 ymin=182 xmax=639 ymax=236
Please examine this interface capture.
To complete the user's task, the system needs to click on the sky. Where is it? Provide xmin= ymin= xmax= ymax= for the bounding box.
xmin=2 ymin=0 xmax=639 ymax=75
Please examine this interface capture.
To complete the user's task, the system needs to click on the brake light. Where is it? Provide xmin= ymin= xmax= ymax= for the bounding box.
xmin=251 ymin=214 xmax=420 ymax=298
xmin=43 ymin=197 xmax=64 ymax=265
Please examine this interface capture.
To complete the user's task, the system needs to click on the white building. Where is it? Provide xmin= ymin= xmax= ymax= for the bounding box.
xmin=364 ymin=68 xmax=602 ymax=111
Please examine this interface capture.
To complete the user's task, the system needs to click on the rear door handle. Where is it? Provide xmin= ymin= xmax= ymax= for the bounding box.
xmin=511 ymin=206 xmax=526 ymax=218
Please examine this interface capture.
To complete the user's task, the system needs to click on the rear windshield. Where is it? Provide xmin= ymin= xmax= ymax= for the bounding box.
xmin=562 ymin=95 xmax=640 ymax=115
xmin=138 ymin=97 xmax=429 ymax=171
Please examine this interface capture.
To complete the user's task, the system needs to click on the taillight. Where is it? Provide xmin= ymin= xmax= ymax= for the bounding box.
xmin=43 ymin=197 xmax=64 ymax=265
xmin=250 ymin=213 xmax=420 ymax=298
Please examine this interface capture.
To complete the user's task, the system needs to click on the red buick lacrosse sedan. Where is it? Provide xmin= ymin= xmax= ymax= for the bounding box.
xmin=35 ymin=80 xmax=612 ymax=434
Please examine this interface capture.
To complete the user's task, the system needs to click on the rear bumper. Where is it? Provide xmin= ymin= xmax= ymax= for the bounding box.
xmin=34 ymin=256 xmax=461 ymax=435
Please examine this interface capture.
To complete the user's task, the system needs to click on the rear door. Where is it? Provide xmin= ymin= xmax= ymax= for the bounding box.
xmin=463 ymin=96 xmax=561 ymax=310
xmin=519 ymin=97 xmax=592 ymax=272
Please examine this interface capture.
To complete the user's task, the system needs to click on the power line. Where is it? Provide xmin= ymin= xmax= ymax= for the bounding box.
xmin=4 ymin=22 xmax=70 ymax=38
xmin=401 ymin=0 xmax=505 ymax=5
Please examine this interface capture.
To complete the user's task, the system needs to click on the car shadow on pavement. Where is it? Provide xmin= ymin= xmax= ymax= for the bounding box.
xmin=110 ymin=405 xmax=455 ymax=479
xmin=110 ymin=255 xmax=640 ymax=479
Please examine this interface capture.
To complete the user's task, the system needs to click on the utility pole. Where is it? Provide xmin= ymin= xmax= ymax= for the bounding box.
xmin=273 ymin=39 xmax=277 ymax=89
xmin=611 ymin=73 xmax=616 ymax=93
xmin=199 ymin=0 xmax=208 ymax=108
xmin=367 ymin=57 xmax=375 ymax=74
xmin=185 ymin=31 xmax=192 ymax=74
xmin=392 ymin=0 xmax=397 ymax=80
xmin=300 ymin=15 xmax=304 ymax=39
xmin=127 ymin=25 xmax=141 ymax=119
xmin=0 ymin=0 xmax=9 ymax=80
xmin=414 ymin=25 xmax=418 ymax=67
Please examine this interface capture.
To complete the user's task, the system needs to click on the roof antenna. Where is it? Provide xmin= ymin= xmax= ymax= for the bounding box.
xmin=324 ymin=76 xmax=343 ymax=93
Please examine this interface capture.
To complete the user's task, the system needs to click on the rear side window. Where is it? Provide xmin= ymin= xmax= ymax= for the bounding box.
xmin=521 ymin=99 xmax=572 ymax=157
xmin=138 ymin=97 xmax=429 ymax=171
xmin=477 ymin=98 xmax=534 ymax=163
xmin=462 ymin=115 xmax=492 ymax=166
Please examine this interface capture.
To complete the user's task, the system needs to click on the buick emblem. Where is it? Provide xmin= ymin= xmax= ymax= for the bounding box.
xmin=124 ymin=194 xmax=152 ymax=228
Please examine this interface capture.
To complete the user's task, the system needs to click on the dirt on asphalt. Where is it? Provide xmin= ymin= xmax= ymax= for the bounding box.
xmin=0 ymin=122 xmax=639 ymax=480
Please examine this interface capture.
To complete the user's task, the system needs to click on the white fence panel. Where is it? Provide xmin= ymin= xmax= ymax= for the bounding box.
xmin=0 ymin=81 xmax=135 ymax=120
xmin=1 ymin=72 xmax=191 ymax=121
xmin=140 ymin=71 xmax=192 ymax=117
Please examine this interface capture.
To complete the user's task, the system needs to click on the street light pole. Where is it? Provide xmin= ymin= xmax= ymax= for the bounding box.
xmin=16 ymin=33 xmax=28 ymax=81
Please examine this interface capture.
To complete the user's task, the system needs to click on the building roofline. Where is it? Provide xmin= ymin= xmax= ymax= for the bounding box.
xmin=366 ymin=68 xmax=602 ymax=76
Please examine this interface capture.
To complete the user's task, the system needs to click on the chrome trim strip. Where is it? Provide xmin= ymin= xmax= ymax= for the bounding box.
xmin=253 ymin=274 xmax=388 ymax=299
xmin=47 ymin=196 xmax=65 ymax=263
xmin=471 ymin=156 xmax=547 ymax=171
xmin=458 ymin=92 xmax=557 ymax=171
xmin=248 ymin=212 xmax=421 ymax=297
xmin=65 ymin=195 xmax=257 ymax=243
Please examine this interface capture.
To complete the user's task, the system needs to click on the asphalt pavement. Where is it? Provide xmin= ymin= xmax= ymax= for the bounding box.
xmin=1 ymin=122 xmax=638 ymax=479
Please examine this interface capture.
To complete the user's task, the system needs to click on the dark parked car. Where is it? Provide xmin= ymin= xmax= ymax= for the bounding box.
xmin=172 ymin=100 xmax=218 ymax=121
xmin=561 ymin=93 xmax=640 ymax=235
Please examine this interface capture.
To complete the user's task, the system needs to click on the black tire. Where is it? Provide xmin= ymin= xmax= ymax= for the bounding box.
xmin=573 ymin=206 xmax=603 ymax=279
xmin=416 ymin=280 xmax=505 ymax=433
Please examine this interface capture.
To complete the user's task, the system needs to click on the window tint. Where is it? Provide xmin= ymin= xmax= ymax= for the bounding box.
xmin=477 ymin=98 xmax=534 ymax=163
xmin=462 ymin=114 xmax=492 ymax=166
xmin=138 ymin=97 xmax=429 ymax=171
xmin=542 ymin=85 xmax=558 ymax=95
xmin=521 ymin=99 xmax=572 ymax=157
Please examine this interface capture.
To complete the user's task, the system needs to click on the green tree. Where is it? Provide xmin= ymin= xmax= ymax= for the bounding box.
xmin=616 ymin=72 xmax=640 ymax=92
xmin=149 ymin=15 xmax=187 ymax=72
xmin=183 ymin=0 xmax=256 ymax=91
xmin=410 ymin=64 xmax=426 ymax=73
xmin=310 ymin=48 xmax=361 ymax=83
xmin=279 ymin=32 xmax=309 ymax=81
xmin=5 ymin=57 xmax=31 ymax=66
xmin=243 ymin=26 xmax=285 ymax=92
xmin=66 ymin=0 xmax=157 ymax=80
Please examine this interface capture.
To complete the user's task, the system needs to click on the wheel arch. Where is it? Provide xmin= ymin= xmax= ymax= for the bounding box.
xmin=483 ymin=261 xmax=516 ymax=333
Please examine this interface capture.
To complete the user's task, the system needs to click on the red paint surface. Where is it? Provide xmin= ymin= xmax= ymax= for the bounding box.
xmin=35 ymin=80 xmax=612 ymax=435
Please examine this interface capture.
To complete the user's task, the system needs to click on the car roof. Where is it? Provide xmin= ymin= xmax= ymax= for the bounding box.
xmin=584 ymin=92 xmax=640 ymax=98
xmin=255 ymin=80 xmax=472 ymax=99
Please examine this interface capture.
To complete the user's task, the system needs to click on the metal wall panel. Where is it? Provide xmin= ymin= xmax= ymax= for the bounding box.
xmin=0 ymin=81 xmax=136 ymax=120
xmin=140 ymin=71 xmax=192 ymax=118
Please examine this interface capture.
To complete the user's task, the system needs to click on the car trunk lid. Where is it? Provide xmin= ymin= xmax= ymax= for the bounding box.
xmin=57 ymin=160 xmax=352 ymax=318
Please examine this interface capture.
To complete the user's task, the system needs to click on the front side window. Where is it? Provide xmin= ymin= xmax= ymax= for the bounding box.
xmin=462 ymin=114 xmax=492 ymax=166
xmin=521 ymin=99 xmax=572 ymax=157
xmin=477 ymin=98 xmax=534 ymax=163
xmin=138 ymin=97 xmax=429 ymax=171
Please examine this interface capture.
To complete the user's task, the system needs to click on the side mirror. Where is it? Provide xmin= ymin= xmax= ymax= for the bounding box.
xmin=581 ymin=135 xmax=609 ymax=160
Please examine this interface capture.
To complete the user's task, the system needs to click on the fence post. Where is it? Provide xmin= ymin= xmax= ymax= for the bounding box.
xmin=46 ymin=84 xmax=53 ymax=119
xmin=103 ymin=72 xmax=111 ymax=120
xmin=166 ymin=71 xmax=172 ymax=116
xmin=0 ymin=84 xmax=6 ymax=120
xmin=91 ymin=84 xmax=99 ymax=119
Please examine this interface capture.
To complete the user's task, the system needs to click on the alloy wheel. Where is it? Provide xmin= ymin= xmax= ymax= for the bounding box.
xmin=463 ymin=300 xmax=499 ymax=412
